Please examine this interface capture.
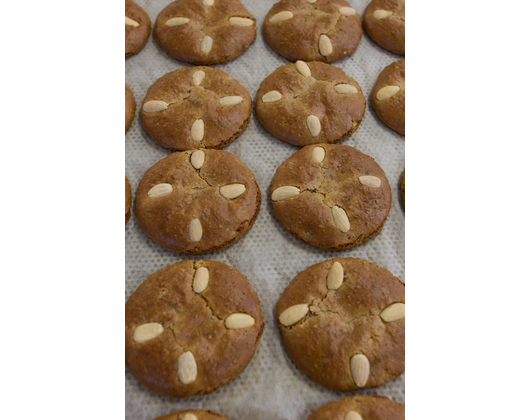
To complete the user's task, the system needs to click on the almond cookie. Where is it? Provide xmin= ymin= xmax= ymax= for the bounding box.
xmin=125 ymin=0 xmax=151 ymax=57
xmin=363 ymin=0 xmax=405 ymax=56
xmin=263 ymin=0 xmax=362 ymax=63
xmin=371 ymin=60 xmax=404 ymax=135
xmin=125 ymin=84 xmax=136 ymax=133
xmin=136 ymin=150 xmax=261 ymax=254
xmin=126 ymin=260 xmax=264 ymax=398
xmin=154 ymin=0 xmax=256 ymax=65
xmin=141 ymin=67 xmax=251 ymax=151
xmin=153 ymin=410 xmax=231 ymax=420
xmin=256 ymin=62 xmax=365 ymax=147
xmin=309 ymin=395 xmax=405 ymax=420
xmin=277 ymin=258 xmax=405 ymax=391
xmin=125 ymin=176 xmax=132 ymax=225
xmin=270 ymin=144 xmax=391 ymax=250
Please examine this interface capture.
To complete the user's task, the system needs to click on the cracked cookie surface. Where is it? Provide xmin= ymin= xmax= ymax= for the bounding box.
xmin=363 ymin=0 xmax=405 ymax=56
xmin=256 ymin=61 xmax=365 ymax=147
xmin=125 ymin=0 xmax=151 ymax=57
xmin=142 ymin=66 xmax=252 ymax=151
xmin=154 ymin=0 xmax=256 ymax=65
xmin=309 ymin=395 xmax=405 ymax=420
xmin=263 ymin=0 xmax=362 ymax=63
xmin=277 ymin=258 xmax=404 ymax=391
xmin=270 ymin=144 xmax=391 ymax=250
xmin=136 ymin=149 xmax=261 ymax=255
xmin=126 ymin=260 xmax=264 ymax=398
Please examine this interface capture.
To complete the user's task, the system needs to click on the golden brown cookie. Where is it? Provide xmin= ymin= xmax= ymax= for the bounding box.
xmin=309 ymin=395 xmax=405 ymax=420
xmin=153 ymin=410 xmax=231 ymax=420
xmin=363 ymin=0 xmax=405 ymax=56
xmin=371 ymin=60 xmax=405 ymax=135
xmin=125 ymin=0 xmax=151 ymax=57
xmin=136 ymin=150 xmax=261 ymax=254
xmin=125 ymin=84 xmax=136 ymax=133
xmin=400 ymin=169 xmax=405 ymax=208
xmin=263 ymin=0 xmax=362 ymax=63
xmin=125 ymin=176 xmax=132 ymax=224
xmin=126 ymin=260 xmax=264 ymax=398
xmin=256 ymin=61 xmax=365 ymax=147
xmin=141 ymin=67 xmax=252 ymax=151
xmin=154 ymin=0 xmax=256 ymax=65
xmin=277 ymin=258 xmax=405 ymax=391
xmin=270 ymin=144 xmax=391 ymax=250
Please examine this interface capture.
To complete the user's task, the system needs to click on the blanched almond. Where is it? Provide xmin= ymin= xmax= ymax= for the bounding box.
xmin=374 ymin=10 xmax=393 ymax=19
xmin=125 ymin=16 xmax=140 ymax=27
xmin=143 ymin=100 xmax=168 ymax=113
xmin=190 ymin=150 xmax=205 ymax=169
xmin=189 ymin=219 xmax=203 ymax=242
xmin=193 ymin=267 xmax=209 ymax=293
xmin=203 ymin=0 xmax=214 ymax=6
xmin=327 ymin=261 xmax=344 ymax=290
xmin=192 ymin=70 xmax=206 ymax=86
xmin=307 ymin=115 xmax=321 ymax=136
xmin=262 ymin=90 xmax=282 ymax=103
xmin=148 ymin=183 xmax=173 ymax=198
xmin=166 ymin=17 xmax=190 ymax=26
xmin=359 ymin=175 xmax=382 ymax=188
xmin=220 ymin=184 xmax=246 ymax=199
xmin=332 ymin=206 xmax=350 ymax=232
xmin=380 ymin=302 xmax=405 ymax=322
xmin=312 ymin=146 xmax=325 ymax=163
xmin=218 ymin=96 xmax=243 ymax=106
xmin=270 ymin=11 xmax=293 ymax=23
xmin=319 ymin=34 xmax=333 ymax=56
xmin=178 ymin=351 xmax=197 ymax=384
xmin=201 ymin=36 xmax=213 ymax=54
xmin=191 ymin=119 xmax=204 ymax=142
xmin=271 ymin=186 xmax=300 ymax=201
xmin=225 ymin=313 xmax=255 ymax=329
xmin=345 ymin=411 xmax=363 ymax=420
xmin=376 ymin=85 xmax=400 ymax=100
xmin=183 ymin=414 xmax=198 ymax=420
xmin=295 ymin=60 xmax=311 ymax=77
xmin=339 ymin=7 xmax=357 ymax=16
xmin=279 ymin=304 xmax=309 ymax=326
xmin=229 ymin=17 xmax=254 ymax=26
xmin=350 ymin=354 xmax=370 ymax=387
xmin=133 ymin=323 xmax=163 ymax=343
xmin=335 ymin=84 xmax=358 ymax=94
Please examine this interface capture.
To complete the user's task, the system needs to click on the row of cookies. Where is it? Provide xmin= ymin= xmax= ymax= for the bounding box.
xmin=126 ymin=61 xmax=404 ymax=155
xmin=126 ymin=258 xmax=404 ymax=400
xmin=125 ymin=143 xmax=402 ymax=253
xmin=151 ymin=395 xmax=404 ymax=420
xmin=126 ymin=0 xmax=404 ymax=63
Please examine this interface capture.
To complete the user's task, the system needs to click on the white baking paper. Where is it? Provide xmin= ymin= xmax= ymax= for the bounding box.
xmin=126 ymin=1 xmax=404 ymax=418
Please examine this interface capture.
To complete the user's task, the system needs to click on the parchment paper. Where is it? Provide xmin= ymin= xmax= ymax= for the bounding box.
xmin=126 ymin=1 xmax=404 ymax=418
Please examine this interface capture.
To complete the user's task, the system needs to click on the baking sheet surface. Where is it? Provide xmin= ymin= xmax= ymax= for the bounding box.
xmin=126 ymin=1 xmax=405 ymax=418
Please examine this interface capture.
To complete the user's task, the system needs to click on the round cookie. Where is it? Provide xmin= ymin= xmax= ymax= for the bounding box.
xmin=371 ymin=60 xmax=405 ymax=135
xmin=125 ymin=0 xmax=151 ymax=57
xmin=154 ymin=0 xmax=256 ymax=65
xmin=400 ymin=169 xmax=405 ymax=208
xmin=263 ymin=0 xmax=362 ymax=63
xmin=153 ymin=410 xmax=231 ymax=420
xmin=125 ymin=176 xmax=132 ymax=224
xmin=277 ymin=258 xmax=405 ymax=391
xmin=126 ymin=260 xmax=264 ymax=398
xmin=256 ymin=61 xmax=366 ymax=147
xmin=136 ymin=149 xmax=261 ymax=254
xmin=125 ymin=84 xmax=136 ymax=133
xmin=141 ymin=67 xmax=252 ymax=151
xmin=270 ymin=144 xmax=391 ymax=250
xmin=309 ymin=395 xmax=405 ymax=420
xmin=363 ymin=0 xmax=405 ymax=56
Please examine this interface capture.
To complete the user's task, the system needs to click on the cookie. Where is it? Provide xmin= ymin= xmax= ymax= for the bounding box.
xmin=363 ymin=0 xmax=405 ymax=56
xmin=125 ymin=176 xmax=132 ymax=224
xmin=263 ymin=0 xmax=362 ymax=63
xmin=125 ymin=84 xmax=136 ymax=133
xmin=270 ymin=144 xmax=391 ymax=250
xmin=126 ymin=260 xmax=264 ymax=398
xmin=141 ymin=67 xmax=252 ymax=151
xmin=371 ymin=60 xmax=405 ymax=135
xmin=154 ymin=0 xmax=256 ymax=65
xmin=256 ymin=61 xmax=366 ymax=147
xmin=136 ymin=149 xmax=261 ymax=254
xmin=400 ymin=169 xmax=405 ymax=207
xmin=125 ymin=0 xmax=151 ymax=57
xmin=277 ymin=258 xmax=405 ymax=391
xmin=153 ymin=410 xmax=231 ymax=420
xmin=309 ymin=395 xmax=405 ymax=420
